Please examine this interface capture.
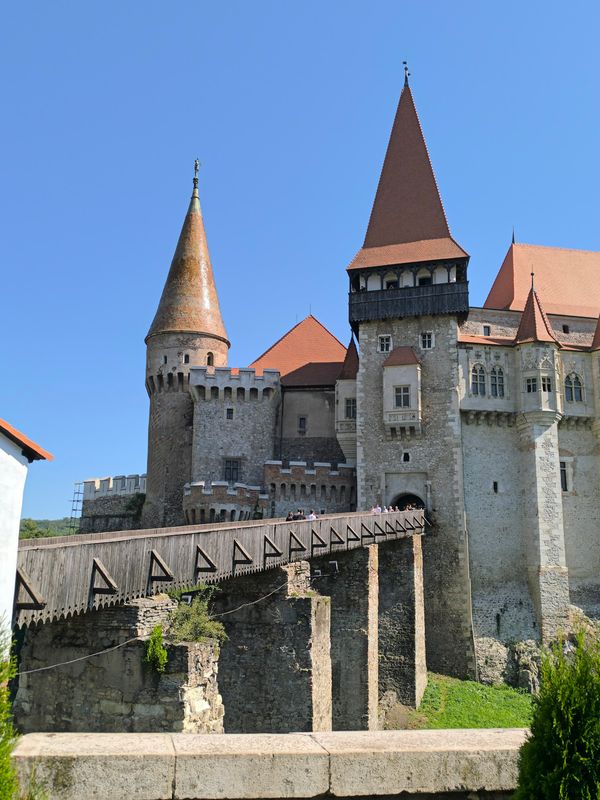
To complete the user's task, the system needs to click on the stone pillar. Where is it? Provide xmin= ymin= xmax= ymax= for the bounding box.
xmin=378 ymin=536 xmax=427 ymax=708
xmin=312 ymin=545 xmax=378 ymax=730
xmin=215 ymin=562 xmax=332 ymax=733
xmin=517 ymin=411 xmax=570 ymax=642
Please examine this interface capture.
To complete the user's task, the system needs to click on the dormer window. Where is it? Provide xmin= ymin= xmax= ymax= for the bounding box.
xmin=378 ymin=335 xmax=392 ymax=353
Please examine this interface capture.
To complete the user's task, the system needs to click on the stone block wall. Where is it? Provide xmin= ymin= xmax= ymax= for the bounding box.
xmin=264 ymin=461 xmax=356 ymax=517
xmin=14 ymin=596 xmax=224 ymax=734
xmin=183 ymin=481 xmax=269 ymax=524
xmin=79 ymin=492 xmax=145 ymax=534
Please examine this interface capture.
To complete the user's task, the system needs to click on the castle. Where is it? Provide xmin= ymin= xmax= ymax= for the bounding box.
xmin=81 ymin=74 xmax=600 ymax=679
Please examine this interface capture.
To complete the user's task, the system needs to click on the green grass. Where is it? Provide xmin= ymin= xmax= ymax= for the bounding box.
xmin=402 ymin=673 xmax=532 ymax=729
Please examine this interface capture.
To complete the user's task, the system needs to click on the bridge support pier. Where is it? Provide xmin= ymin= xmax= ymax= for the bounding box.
xmin=214 ymin=562 xmax=332 ymax=734
xmin=378 ymin=535 xmax=427 ymax=708
xmin=312 ymin=545 xmax=379 ymax=730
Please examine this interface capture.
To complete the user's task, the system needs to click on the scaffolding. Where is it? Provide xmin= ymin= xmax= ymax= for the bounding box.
xmin=68 ymin=482 xmax=84 ymax=533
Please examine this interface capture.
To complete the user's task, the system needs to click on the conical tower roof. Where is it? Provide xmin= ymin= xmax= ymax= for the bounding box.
xmin=348 ymin=76 xmax=467 ymax=270
xmin=592 ymin=315 xmax=600 ymax=351
xmin=514 ymin=284 xmax=560 ymax=346
xmin=146 ymin=175 xmax=229 ymax=344
xmin=338 ymin=337 xmax=359 ymax=379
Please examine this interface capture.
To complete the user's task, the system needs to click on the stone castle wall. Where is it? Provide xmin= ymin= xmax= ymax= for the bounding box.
xmin=14 ymin=597 xmax=224 ymax=734
xmin=264 ymin=461 xmax=356 ymax=516
xmin=356 ymin=315 xmax=476 ymax=679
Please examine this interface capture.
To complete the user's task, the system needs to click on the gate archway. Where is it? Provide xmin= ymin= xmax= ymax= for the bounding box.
xmin=390 ymin=493 xmax=425 ymax=511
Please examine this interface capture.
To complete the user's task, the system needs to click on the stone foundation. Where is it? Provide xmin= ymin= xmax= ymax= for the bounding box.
xmin=14 ymin=596 xmax=224 ymax=734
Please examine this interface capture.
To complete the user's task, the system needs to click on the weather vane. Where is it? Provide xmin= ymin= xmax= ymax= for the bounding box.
xmin=193 ymin=158 xmax=200 ymax=190
xmin=403 ymin=60 xmax=410 ymax=86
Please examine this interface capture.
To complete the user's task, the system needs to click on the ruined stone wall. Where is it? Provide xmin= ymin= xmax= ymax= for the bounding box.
xmin=214 ymin=563 xmax=332 ymax=733
xmin=14 ymin=597 xmax=224 ymax=734
xmin=356 ymin=315 xmax=476 ymax=679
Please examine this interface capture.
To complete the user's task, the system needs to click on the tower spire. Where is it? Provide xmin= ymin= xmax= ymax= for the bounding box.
xmin=514 ymin=284 xmax=559 ymax=345
xmin=146 ymin=167 xmax=229 ymax=346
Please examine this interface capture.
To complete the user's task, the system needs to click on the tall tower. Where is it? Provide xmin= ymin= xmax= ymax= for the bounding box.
xmin=142 ymin=166 xmax=230 ymax=528
xmin=348 ymin=71 xmax=475 ymax=678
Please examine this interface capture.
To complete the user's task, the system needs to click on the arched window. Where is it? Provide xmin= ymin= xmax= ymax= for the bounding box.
xmin=207 ymin=352 xmax=214 ymax=366
xmin=471 ymin=365 xmax=486 ymax=396
xmin=490 ymin=367 xmax=504 ymax=398
xmin=565 ymin=373 xmax=583 ymax=402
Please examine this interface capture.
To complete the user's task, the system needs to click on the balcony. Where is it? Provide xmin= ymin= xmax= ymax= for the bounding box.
xmin=335 ymin=419 xmax=357 ymax=434
xmin=383 ymin=408 xmax=422 ymax=436
xmin=349 ymin=281 xmax=469 ymax=326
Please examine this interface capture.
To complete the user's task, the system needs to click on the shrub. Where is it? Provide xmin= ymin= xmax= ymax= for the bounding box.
xmin=0 ymin=626 xmax=18 ymax=800
xmin=144 ymin=625 xmax=168 ymax=674
xmin=169 ymin=597 xmax=227 ymax=645
xmin=514 ymin=631 xmax=600 ymax=799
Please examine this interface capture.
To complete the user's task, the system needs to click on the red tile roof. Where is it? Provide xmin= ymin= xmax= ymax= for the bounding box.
xmin=484 ymin=243 xmax=600 ymax=318
xmin=282 ymin=362 xmax=344 ymax=388
xmin=514 ymin=287 xmax=560 ymax=345
xmin=0 ymin=418 xmax=53 ymax=462
xmin=146 ymin=183 xmax=229 ymax=344
xmin=348 ymin=81 xmax=467 ymax=271
xmin=383 ymin=346 xmax=420 ymax=366
xmin=457 ymin=334 xmax=515 ymax=347
xmin=249 ymin=316 xmax=347 ymax=382
xmin=338 ymin=338 xmax=359 ymax=380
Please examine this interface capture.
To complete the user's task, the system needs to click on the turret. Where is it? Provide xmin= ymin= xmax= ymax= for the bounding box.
xmin=142 ymin=165 xmax=230 ymax=528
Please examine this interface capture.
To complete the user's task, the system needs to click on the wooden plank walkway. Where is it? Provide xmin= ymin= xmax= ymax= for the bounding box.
xmin=14 ymin=510 xmax=424 ymax=628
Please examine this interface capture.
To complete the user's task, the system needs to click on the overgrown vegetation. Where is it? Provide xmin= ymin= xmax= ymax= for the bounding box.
xmin=143 ymin=625 xmax=168 ymax=674
xmin=0 ymin=627 xmax=18 ymax=800
xmin=19 ymin=518 xmax=73 ymax=539
xmin=514 ymin=632 xmax=600 ymax=799
xmin=169 ymin=597 xmax=227 ymax=645
xmin=393 ymin=673 xmax=532 ymax=730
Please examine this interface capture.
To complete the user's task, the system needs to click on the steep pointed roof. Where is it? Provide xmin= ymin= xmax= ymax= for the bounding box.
xmin=249 ymin=316 xmax=346 ymax=382
xmin=592 ymin=315 xmax=600 ymax=351
xmin=338 ymin=338 xmax=359 ymax=380
xmin=514 ymin=285 xmax=560 ymax=346
xmin=348 ymin=79 xmax=467 ymax=271
xmin=485 ymin=243 xmax=600 ymax=318
xmin=146 ymin=178 xmax=229 ymax=344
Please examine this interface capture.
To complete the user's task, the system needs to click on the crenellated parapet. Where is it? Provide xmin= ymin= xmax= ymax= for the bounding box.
xmin=188 ymin=367 xmax=280 ymax=402
xmin=83 ymin=474 xmax=147 ymax=500
xmin=183 ymin=480 xmax=269 ymax=524
xmin=264 ymin=460 xmax=356 ymax=512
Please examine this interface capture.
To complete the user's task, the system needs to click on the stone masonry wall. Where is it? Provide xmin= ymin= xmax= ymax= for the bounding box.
xmin=80 ymin=493 xmax=145 ymax=534
xmin=356 ymin=315 xmax=476 ymax=679
xmin=14 ymin=597 xmax=224 ymax=734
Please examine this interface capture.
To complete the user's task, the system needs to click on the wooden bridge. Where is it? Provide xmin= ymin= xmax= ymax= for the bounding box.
xmin=14 ymin=510 xmax=424 ymax=628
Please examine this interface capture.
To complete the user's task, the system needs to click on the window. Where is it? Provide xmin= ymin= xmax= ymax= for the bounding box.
xmin=562 ymin=324 xmax=570 ymax=334
xmin=421 ymin=332 xmax=434 ymax=349
xmin=541 ymin=376 xmax=552 ymax=393
xmin=560 ymin=461 xmax=568 ymax=492
xmin=565 ymin=373 xmax=583 ymax=402
xmin=418 ymin=275 xmax=432 ymax=286
xmin=402 ymin=452 xmax=410 ymax=463
xmin=394 ymin=386 xmax=411 ymax=408
xmin=163 ymin=355 xmax=168 ymax=365
xmin=526 ymin=377 xmax=538 ymax=393
xmin=386 ymin=280 xmax=398 ymax=289
xmin=471 ymin=365 xmax=486 ymax=396
xmin=345 ymin=397 xmax=356 ymax=419
xmin=226 ymin=407 xmax=234 ymax=420
xmin=490 ymin=367 xmax=504 ymax=398
xmin=378 ymin=335 xmax=392 ymax=353
xmin=493 ymin=481 xmax=498 ymax=494
xmin=483 ymin=325 xmax=491 ymax=337
xmin=184 ymin=354 xmax=190 ymax=364
xmin=298 ymin=416 xmax=307 ymax=435
xmin=207 ymin=352 xmax=214 ymax=366
xmin=224 ymin=459 xmax=240 ymax=483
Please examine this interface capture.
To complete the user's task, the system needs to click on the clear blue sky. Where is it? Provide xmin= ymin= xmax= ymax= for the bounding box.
xmin=3 ymin=1 xmax=599 ymax=519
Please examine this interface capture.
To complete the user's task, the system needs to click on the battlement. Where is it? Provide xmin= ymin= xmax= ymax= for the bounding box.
xmin=83 ymin=474 xmax=147 ymax=500
xmin=264 ymin=461 xmax=356 ymax=511
xmin=189 ymin=367 xmax=280 ymax=401
xmin=183 ymin=480 xmax=269 ymax=524
xmin=264 ymin=461 xmax=355 ymax=479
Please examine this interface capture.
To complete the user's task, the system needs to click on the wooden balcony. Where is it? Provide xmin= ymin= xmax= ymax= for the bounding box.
xmin=349 ymin=281 xmax=469 ymax=327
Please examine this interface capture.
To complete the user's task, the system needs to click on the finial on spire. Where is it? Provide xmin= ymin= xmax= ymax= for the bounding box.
xmin=531 ymin=271 xmax=535 ymax=291
xmin=403 ymin=60 xmax=410 ymax=87
xmin=512 ymin=226 xmax=516 ymax=245
xmin=193 ymin=158 xmax=200 ymax=195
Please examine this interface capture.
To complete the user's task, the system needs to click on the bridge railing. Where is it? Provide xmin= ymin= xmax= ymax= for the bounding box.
xmin=15 ymin=510 xmax=424 ymax=628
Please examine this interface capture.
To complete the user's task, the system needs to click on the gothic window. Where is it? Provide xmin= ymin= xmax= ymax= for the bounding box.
xmin=378 ymin=335 xmax=392 ymax=353
xmin=394 ymin=386 xmax=411 ymax=408
xmin=541 ymin=376 xmax=552 ymax=393
xmin=526 ymin=377 xmax=537 ymax=393
xmin=224 ymin=459 xmax=241 ymax=483
xmin=471 ymin=365 xmax=486 ymax=396
xmin=421 ymin=331 xmax=434 ymax=349
xmin=345 ymin=397 xmax=356 ymax=419
xmin=490 ymin=367 xmax=504 ymax=398
xmin=207 ymin=352 xmax=214 ymax=366
xmin=418 ymin=275 xmax=432 ymax=286
xmin=565 ymin=373 xmax=583 ymax=402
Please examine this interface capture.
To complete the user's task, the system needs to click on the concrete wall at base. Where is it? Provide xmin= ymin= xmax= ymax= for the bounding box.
xmin=12 ymin=729 xmax=527 ymax=800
